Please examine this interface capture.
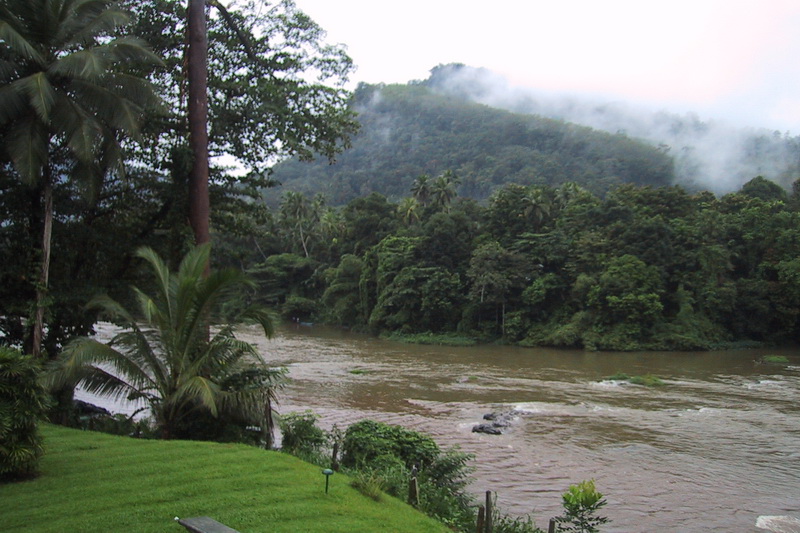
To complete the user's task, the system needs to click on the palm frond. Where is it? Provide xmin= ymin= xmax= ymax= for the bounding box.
xmin=0 ymin=83 xmax=27 ymax=125
xmin=177 ymin=243 xmax=212 ymax=281
xmin=86 ymin=293 xmax=137 ymax=325
xmin=44 ymin=336 xmax=155 ymax=397
xmin=17 ymin=72 xmax=55 ymax=122
xmin=7 ymin=116 xmax=47 ymax=185
xmin=176 ymin=376 xmax=221 ymax=417
xmin=135 ymin=247 xmax=173 ymax=310
xmin=65 ymin=111 xmax=102 ymax=163
xmin=105 ymin=36 xmax=163 ymax=68
xmin=59 ymin=1 xmax=129 ymax=46
xmin=0 ymin=20 xmax=45 ymax=66
xmin=237 ymin=305 xmax=276 ymax=339
xmin=105 ymin=73 xmax=164 ymax=112
xmin=68 ymin=78 xmax=145 ymax=136
xmin=49 ymin=48 xmax=110 ymax=81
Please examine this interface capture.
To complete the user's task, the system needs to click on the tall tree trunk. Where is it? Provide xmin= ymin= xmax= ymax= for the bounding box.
xmin=32 ymin=179 xmax=53 ymax=359
xmin=187 ymin=0 xmax=210 ymax=250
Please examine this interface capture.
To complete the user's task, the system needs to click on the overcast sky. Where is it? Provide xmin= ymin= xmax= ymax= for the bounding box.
xmin=294 ymin=0 xmax=800 ymax=134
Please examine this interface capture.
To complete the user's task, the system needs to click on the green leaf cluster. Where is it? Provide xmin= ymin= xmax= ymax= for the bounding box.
xmin=0 ymin=347 xmax=51 ymax=480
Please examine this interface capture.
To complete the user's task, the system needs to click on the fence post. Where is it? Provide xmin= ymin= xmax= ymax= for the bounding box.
xmin=485 ymin=491 xmax=493 ymax=533
xmin=476 ymin=506 xmax=485 ymax=533
xmin=407 ymin=475 xmax=419 ymax=507
xmin=548 ymin=517 xmax=557 ymax=533
xmin=330 ymin=440 xmax=339 ymax=472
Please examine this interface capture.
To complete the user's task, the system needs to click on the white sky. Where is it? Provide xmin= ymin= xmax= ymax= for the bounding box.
xmin=295 ymin=0 xmax=800 ymax=133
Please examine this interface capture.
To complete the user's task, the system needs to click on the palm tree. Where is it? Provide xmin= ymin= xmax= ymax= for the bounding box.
xmin=279 ymin=191 xmax=312 ymax=257
xmin=410 ymin=174 xmax=431 ymax=207
xmin=522 ymin=186 xmax=554 ymax=230
xmin=430 ymin=170 xmax=460 ymax=212
xmin=397 ymin=197 xmax=421 ymax=226
xmin=45 ymin=244 xmax=286 ymax=444
xmin=0 ymin=0 xmax=162 ymax=358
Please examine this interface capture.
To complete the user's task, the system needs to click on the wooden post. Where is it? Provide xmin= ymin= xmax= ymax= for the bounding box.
xmin=485 ymin=490 xmax=493 ymax=533
xmin=330 ymin=440 xmax=340 ymax=471
xmin=548 ymin=518 xmax=557 ymax=533
xmin=408 ymin=476 xmax=419 ymax=507
xmin=476 ymin=506 xmax=485 ymax=533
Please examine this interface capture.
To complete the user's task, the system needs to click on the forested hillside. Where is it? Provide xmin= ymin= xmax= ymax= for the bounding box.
xmin=267 ymin=81 xmax=675 ymax=205
xmin=423 ymin=64 xmax=800 ymax=194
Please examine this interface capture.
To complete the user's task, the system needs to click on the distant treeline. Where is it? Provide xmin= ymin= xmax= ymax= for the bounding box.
xmin=241 ymin=175 xmax=800 ymax=351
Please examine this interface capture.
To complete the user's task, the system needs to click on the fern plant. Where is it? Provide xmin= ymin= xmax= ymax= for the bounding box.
xmin=0 ymin=347 xmax=51 ymax=480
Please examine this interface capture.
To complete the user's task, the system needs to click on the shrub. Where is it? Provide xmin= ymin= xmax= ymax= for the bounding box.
xmin=350 ymin=469 xmax=386 ymax=501
xmin=554 ymin=480 xmax=610 ymax=533
xmin=341 ymin=419 xmax=440 ymax=470
xmin=341 ymin=420 xmax=475 ymax=530
xmin=0 ymin=347 xmax=51 ymax=481
xmin=492 ymin=513 xmax=545 ymax=533
xmin=279 ymin=411 xmax=328 ymax=457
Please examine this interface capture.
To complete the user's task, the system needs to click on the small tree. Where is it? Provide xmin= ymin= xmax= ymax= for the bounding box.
xmin=555 ymin=480 xmax=610 ymax=533
xmin=44 ymin=244 xmax=286 ymax=444
xmin=0 ymin=347 xmax=51 ymax=481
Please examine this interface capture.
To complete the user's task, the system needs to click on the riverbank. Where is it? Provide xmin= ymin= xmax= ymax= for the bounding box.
xmin=0 ymin=424 xmax=448 ymax=533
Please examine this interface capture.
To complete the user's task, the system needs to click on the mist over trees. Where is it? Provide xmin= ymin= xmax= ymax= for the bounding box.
xmin=267 ymin=78 xmax=676 ymax=205
xmin=423 ymin=64 xmax=800 ymax=194
xmin=270 ymin=64 xmax=800 ymax=203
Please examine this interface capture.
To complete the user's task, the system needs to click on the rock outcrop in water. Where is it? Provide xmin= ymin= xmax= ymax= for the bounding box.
xmin=472 ymin=410 xmax=520 ymax=435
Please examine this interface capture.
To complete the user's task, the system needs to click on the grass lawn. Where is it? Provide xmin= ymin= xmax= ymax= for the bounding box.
xmin=1 ymin=424 xmax=450 ymax=533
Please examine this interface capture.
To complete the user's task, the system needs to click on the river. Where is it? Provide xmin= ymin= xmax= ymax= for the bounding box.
xmin=243 ymin=324 xmax=800 ymax=533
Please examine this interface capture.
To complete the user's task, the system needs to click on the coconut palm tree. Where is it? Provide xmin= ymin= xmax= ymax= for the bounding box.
xmin=397 ymin=197 xmax=421 ymax=226
xmin=410 ymin=174 xmax=431 ymax=207
xmin=45 ymin=244 xmax=286 ymax=445
xmin=430 ymin=170 xmax=460 ymax=212
xmin=0 ymin=0 xmax=162 ymax=358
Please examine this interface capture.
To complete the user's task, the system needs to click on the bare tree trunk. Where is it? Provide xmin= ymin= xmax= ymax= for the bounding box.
xmin=187 ymin=0 xmax=210 ymax=252
xmin=32 ymin=179 xmax=53 ymax=359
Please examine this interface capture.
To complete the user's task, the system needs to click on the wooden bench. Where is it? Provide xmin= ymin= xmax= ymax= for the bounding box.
xmin=177 ymin=516 xmax=240 ymax=533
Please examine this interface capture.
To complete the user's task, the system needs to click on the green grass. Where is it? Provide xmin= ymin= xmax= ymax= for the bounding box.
xmin=605 ymin=373 xmax=665 ymax=387
xmin=761 ymin=355 xmax=790 ymax=364
xmin=0 ymin=425 xmax=450 ymax=533
xmin=382 ymin=332 xmax=477 ymax=346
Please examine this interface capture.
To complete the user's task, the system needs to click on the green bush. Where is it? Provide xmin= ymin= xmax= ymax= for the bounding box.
xmin=350 ymin=469 xmax=386 ymax=501
xmin=279 ymin=411 xmax=328 ymax=457
xmin=554 ymin=480 xmax=610 ymax=533
xmin=0 ymin=347 xmax=51 ymax=481
xmin=341 ymin=420 xmax=475 ymax=530
xmin=341 ymin=419 xmax=440 ymax=470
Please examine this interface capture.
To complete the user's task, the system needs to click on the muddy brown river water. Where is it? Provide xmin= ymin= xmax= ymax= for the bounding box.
xmin=78 ymin=323 xmax=800 ymax=531
xmin=248 ymin=325 xmax=800 ymax=533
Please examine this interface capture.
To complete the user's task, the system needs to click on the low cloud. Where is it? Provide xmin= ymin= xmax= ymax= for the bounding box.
xmin=425 ymin=64 xmax=800 ymax=194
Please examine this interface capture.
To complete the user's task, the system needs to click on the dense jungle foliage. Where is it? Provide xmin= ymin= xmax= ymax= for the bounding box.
xmin=246 ymin=175 xmax=800 ymax=351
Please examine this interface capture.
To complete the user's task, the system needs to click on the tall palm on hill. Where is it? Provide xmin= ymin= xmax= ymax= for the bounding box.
xmin=0 ymin=0 xmax=162 ymax=358
xmin=430 ymin=170 xmax=460 ymax=212
xmin=45 ymin=244 xmax=286 ymax=444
